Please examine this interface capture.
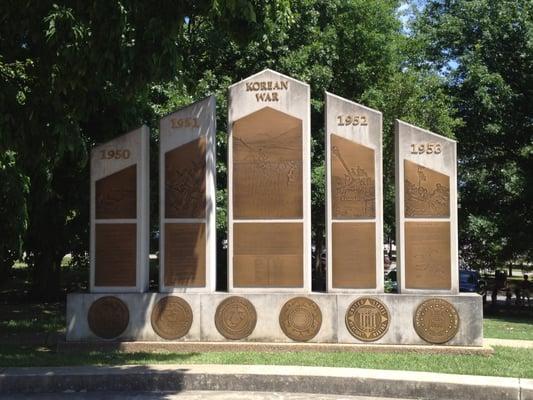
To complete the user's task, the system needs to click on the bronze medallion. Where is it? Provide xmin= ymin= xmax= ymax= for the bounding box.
xmin=151 ymin=296 xmax=193 ymax=340
xmin=88 ymin=296 xmax=129 ymax=339
xmin=215 ymin=296 xmax=257 ymax=340
xmin=345 ymin=297 xmax=390 ymax=342
xmin=279 ymin=297 xmax=322 ymax=342
xmin=414 ymin=298 xmax=460 ymax=344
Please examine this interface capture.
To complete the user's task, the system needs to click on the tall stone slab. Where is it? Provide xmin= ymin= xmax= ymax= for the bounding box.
xmin=325 ymin=93 xmax=383 ymax=292
xmin=395 ymin=120 xmax=458 ymax=294
xmin=228 ymin=69 xmax=311 ymax=292
xmin=90 ymin=126 xmax=150 ymax=292
xmin=159 ymin=96 xmax=216 ymax=292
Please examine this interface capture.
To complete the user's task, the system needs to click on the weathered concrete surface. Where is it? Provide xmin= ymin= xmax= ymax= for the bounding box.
xmin=1 ymin=391 xmax=405 ymax=400
xmin=0 ymin=364 xmax=528 ymax=400
xmin=57 ymin=340 xmax=494 ymax=356
xmin=67 ymin=292 xmax=483 ymax=346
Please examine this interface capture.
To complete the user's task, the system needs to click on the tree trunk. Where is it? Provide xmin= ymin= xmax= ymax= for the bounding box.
xmin=30 ymin=252 xmax=62 ymax=301
xmin=508 ymin=263 xmax=513 ymax=278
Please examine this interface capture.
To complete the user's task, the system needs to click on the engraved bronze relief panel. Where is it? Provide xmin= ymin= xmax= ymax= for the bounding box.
xmin=279 ymin=297 xmax=322 ymax=342
xmin=95 ymin=223 xmax=136 ymax=287
xmin=151 ymin=296 xmax=193 ymax=340
xmin=414 ymin=298 xmax=459 ymax=344
xmin=233 ymin=107 xmax=303 ymax=219
xmin=331 ymin=134 xmax=375 ymax=219
xmin=233 ymin=223 xmax=303 ymax=287
xmin=88 ymin=296 xmax=129 ymax=339
xmin=95 ymin=165 xmax=137 ymax=219
xmin=165 ymin=137 xmax=206 ymax=219
xmin=405 ymin=221 xmax=451 ymax=290
xmin=345 ymin=297 xmax=390 ymax=342
xmin=404 ymin=160 xmax=449 ymax=218
xmin=164 ymin=223 xmax=206 ymax=287
xmin=332 ymin=222 xmax=376 ymax=289
xmin=215 ymin=296 xmax=257 ymax=340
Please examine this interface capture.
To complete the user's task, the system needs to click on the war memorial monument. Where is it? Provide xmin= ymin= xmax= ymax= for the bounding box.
xmin=67 ymin=69 xmax=482 ymax=347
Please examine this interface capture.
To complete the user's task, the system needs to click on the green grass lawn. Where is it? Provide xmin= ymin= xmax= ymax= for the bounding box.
xmin=484 ymin=315 xmax=533 ymax=340
xmin=0 ymin=345 xmax=531 ymax=378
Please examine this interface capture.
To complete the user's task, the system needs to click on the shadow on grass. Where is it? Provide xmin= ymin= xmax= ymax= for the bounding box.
xmin=0 ymin=344 xmax=201 ymax=368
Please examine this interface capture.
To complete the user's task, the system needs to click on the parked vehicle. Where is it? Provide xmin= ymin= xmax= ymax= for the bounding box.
xmin=459 ymin=269 xmax=483 ymax=293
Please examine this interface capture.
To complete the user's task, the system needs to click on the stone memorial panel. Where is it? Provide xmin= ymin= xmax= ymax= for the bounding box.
xmin=90 ymin=126 xmax=149 ymax=292
xmin=405 ymin=221 xmax=451 ymax=290
xmin=325 ymin=93 xmax=383 ymax=292
xmin=395 ymin=120 xmax=458 ymax=293
xmin=228 ymin=69 xmax=311 ymax=292
xmin=159 ymin=96 xmax=216 ymax=292
xmin=331 ymin=223 xmax=376 ymax=289
xmin=233 ymin=222 xmax=303 ymax=287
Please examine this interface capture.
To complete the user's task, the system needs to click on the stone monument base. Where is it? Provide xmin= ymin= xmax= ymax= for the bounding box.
xmin=66 ymin=292 xmax=482 ymax=346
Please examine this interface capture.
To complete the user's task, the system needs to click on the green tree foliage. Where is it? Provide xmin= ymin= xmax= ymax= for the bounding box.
xmin=412 ymin=0 xmax=533 ymax=270
xmin=0 ymin=0 xmax=272 ymax=298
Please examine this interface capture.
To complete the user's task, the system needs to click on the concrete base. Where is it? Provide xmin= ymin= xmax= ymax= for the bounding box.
xmin=66 ymin=292 xmax=483 ymax=346
xmin=1 ymin=364 xmax=530 ymax=399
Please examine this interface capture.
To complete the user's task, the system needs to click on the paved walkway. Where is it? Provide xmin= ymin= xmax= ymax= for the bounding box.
xmin=485 ymin=338 xmax=533 ymax=348
xmin=1 ymin=364 xmax=532 ymax=400
xmin=2 ymin=391 xmax=403 ymax=400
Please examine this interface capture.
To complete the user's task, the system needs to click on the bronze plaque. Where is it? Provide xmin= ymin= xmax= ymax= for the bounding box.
xmin=279 ymin=297 xmax=322 ymax=342
xmin=151 ymin=296 xmax=193 ymax=340
xmin=404 ymin=160 xmax=449 ymax=218
xmin=95 ymin=223 xmax=136 ymax=287
xmin=345 ymin=297 xmax=390 ymax=342
xmin=233 ymin=223 xmax=303 ymax=288
xmin=95 ymin=165 xmax=137 ymax=219
xmin=215 ymin=296 xmax=257 ymax=340
xmin=165 ymin=137 xmax=206 ymax=218
xmin=233 ymin=107 xmax=303 ymax=219
xmin=414 ymin=298 xmax=459 ymax=344
xmin=331 ymin=134 xmax=375 ymax=218
xmin=332 ymin=222 xmax=376 ymax=289
xmin=405 ymin=221 xmax=451 ymax=290
xmin=164 ymin=223 xmax=206 ymax=287
xmin=88 ymin=296 xmax=129 ymax=339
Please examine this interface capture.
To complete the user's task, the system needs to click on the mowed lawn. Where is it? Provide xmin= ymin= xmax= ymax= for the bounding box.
xmin=0 ymin=345 xmax=532 ymax=378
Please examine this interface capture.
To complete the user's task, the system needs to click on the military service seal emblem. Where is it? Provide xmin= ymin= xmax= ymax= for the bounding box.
xmin=215 ymin=296 xmax=257 ymax=340
xmin=345 ymin=297 xmax=390 ymax=342
xmin=279 ymin=297 xmax=322 ymax=342
xmin=414 ymin=298 xmax=459 ymax=344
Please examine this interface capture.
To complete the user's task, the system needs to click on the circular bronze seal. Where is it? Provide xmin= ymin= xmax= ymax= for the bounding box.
xmin=151 ymin=296 xmax=193 ymax=340
xmin=345 ymin=297 xmax=390 ymax=342
xmin=88 ymin=296 xmax=129 ymax=339
xmin=414 ymin=298 xmax=460 ymax=344
xmin=215 ymin=296 xmax=257 ymax=340
xmin=279 ymin=297 xmax=322 ymax=342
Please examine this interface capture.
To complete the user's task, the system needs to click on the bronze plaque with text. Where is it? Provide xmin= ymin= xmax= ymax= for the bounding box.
xmin=165 ymin=137 xmax=206 ymax=219
xmin=332 ymin=222 xmax=376 ymax=289
xmin=164 ymin=223 xmax=206 ymax=287
xmin=233 ymin=223 xmax=303 ymax=287
xmin=404 ymin=160 xmax=449 ymax=218
xmin=405 ymin=221 xmax=451 ymax=290
xmin=233 ymin=107 xmax=303 ymax=219
xmin=95 ymin=165 xmax=137 ymax=219
xmin=331 ymin=134 xmax=375 ymax=218
xmin=95 ymin=223 xmax=136 ymax=287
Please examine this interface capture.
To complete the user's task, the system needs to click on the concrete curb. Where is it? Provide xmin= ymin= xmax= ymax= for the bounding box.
xmin=57 ymin=340 xmax=494 ymax=355
xmin=0 ymin=364 xmax=531 ymax=400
